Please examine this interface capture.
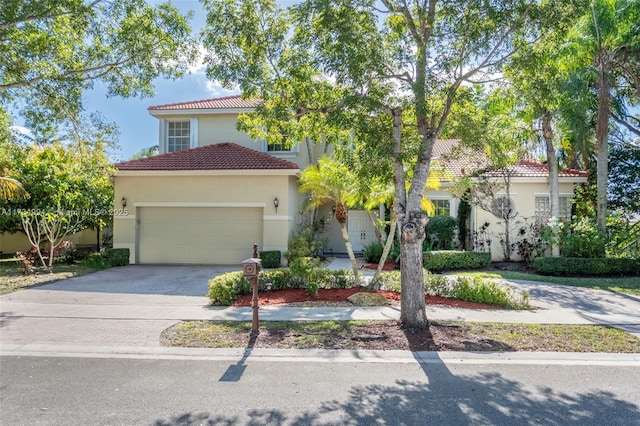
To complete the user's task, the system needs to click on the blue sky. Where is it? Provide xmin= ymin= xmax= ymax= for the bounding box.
xmin=84 ymin=1 xmax=237 ymax=161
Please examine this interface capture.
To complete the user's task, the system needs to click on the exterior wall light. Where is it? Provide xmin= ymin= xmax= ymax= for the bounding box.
xmin=273 ymin=197 xmax=279 ymax=213
xmin=121 ymin=197 xmax=127 ymax=207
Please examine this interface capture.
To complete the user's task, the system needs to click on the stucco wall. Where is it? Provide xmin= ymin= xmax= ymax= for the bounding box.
xmin=113 ymin=172 xmax=297 ymax=263
xmin=471 ymin=180 xmax=579 ymax=261
xmin=0 ymin=228 xmax=99 ymax=255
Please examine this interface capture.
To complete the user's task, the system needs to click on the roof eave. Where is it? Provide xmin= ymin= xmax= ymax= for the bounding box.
xmin=148 ymin=107 xmax=256 ymax=117
xmin=114 ymin=169 xmax=299 ymax=177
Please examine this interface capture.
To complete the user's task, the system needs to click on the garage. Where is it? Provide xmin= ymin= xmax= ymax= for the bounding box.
xmin=137 ymin=207 xmax=263 ymax=264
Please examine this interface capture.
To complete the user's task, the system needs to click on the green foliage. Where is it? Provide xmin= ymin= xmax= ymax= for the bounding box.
xmin=457 ymin=198 xmax=471 ymax=250
xmin=425 ymin=215 xmax=458 ymax=250
xmin=447 ymin=276 xmax=530 ymax=309
xmin=257 ymin=269 xmax=290 ymax=291
xmin=207 ymin=267 xmax=357 ymax=305
xmin=284 ymin=225 xmax=326 ymax=263
xmin=259 ymin=250 xmax=281 ymax=268
xmin=289 ymin=256 xmax=319 ymax=295
xmin=363 ymin=241 xmax=384 ymax=263
xmin=103 ymin=248 xmax=130 ymax=267
xmin=534 ymin=257 xmax=640 ymax=276
xmin=606 ymin=217 xmax=640 ymax=259
xmin=0 ymin=141 xmax=115 ymax=235
xmin=541 ymin=217 xmax=607 ymax=258
xmin=80 ymin=253 xmax=111 ymax=270
xmin=423 ymin=251 xmax=491 ymax=272
xmin=1 ymin=0 xmax=196 ymax=135
xmin=371 ymin=269 xmax=529 ymax=309
xmin=609 ymin=142 xmax=640 ymax=215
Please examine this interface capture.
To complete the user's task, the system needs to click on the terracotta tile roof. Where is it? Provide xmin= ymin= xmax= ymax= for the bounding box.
xmin=115 ymin=143 xmax=299 ymax=171
xmin=432 ymin=139 xmax=588 ymax=179
xmin=148 ymin=95 xmax=261 ymax=111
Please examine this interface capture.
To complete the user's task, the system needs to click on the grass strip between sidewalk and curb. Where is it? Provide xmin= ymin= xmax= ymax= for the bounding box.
xmin=161 ymin=320 xmax=640 ymax=353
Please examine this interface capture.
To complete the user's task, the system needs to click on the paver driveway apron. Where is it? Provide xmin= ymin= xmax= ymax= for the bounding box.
xmin=0 ymin=265 xmax=237 ymax=349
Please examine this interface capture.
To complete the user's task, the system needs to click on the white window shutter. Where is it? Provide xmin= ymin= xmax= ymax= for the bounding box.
xmin=159 ymin=119 xmax=167 ymax=153
xmin=190 ymin=118 xmax=198 ymax=148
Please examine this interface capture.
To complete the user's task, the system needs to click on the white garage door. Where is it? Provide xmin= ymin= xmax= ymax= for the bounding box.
xmin=137 ymin=207 xmax=263 ymax=264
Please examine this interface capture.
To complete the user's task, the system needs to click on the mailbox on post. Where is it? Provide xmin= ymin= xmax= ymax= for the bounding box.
xmin=242 ymin=258 xmax=261 ymax=277
xmin=242 ymin=256 xmax=261 ymax=336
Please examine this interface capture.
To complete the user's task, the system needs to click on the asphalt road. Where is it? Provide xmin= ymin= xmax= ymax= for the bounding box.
xmin=1 ymin=355 xmax=639 ymax=425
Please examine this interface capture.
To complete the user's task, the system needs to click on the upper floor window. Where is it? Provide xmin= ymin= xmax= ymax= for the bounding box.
xmin=167 ymin=121 xmax=191 ymax=152
xmin=432 ymin=199 xmax=451 ymax=216
xmin=266 ymin=142 xmax=295 ymax=152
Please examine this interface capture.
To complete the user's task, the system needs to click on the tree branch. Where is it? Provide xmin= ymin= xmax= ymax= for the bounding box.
xmin=0 ymin=0 xmax=103 ymax=30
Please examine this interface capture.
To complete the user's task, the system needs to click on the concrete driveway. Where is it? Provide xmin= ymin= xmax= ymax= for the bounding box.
xmin=0 ymin=265 xmax=238 ymax=350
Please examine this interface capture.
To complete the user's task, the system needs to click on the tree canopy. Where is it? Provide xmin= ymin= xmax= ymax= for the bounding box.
xmin=0 ymin=0 xmax=196 ymax=137
xmin=202 ymin=0 xmax=554 ymax=327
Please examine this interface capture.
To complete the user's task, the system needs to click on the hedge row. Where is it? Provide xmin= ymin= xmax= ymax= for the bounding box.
xmin=423 ymin=251 xmax=491 ymax=272
xmin=533 ymin=257 xmax=640 ymax=276
xmin=208 ymin=268 xmax=355 ymax=305
xmin=259 ymin=250 xmax=281 ymax=268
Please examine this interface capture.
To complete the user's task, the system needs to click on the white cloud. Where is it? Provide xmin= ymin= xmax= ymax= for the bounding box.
xmin=11 ymin=125 xmax=32 ymax=136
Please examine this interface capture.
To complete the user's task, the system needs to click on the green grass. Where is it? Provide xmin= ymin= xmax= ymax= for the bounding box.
xmin=464 ymin=322 xmax=640 ymax=353
xmin=0 ymin=258 xmax=97 ymax=295
xmin=451 ymin=270 xmax=640 ymax=296
xmin=161 ymin=320 xmax=371 ymax=349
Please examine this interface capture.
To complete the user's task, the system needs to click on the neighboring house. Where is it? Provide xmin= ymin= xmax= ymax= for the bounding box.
xmin=112 ymin=95 xmax=588 ymax=264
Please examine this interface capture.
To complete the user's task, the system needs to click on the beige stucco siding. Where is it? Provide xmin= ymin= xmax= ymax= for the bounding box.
xmin=196 ymin=114 xmax=255 ymax=148
xmin=472 ymin=179 xmax=580 ymax=261
xmin=1 ymin=229 xmax=99 ymax=255
xmin=113 ymin=172 xmax=297 ymax=264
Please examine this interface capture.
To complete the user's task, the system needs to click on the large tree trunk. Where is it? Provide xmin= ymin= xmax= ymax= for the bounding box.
xmin=595 ymin=56 xmax=610 ymax=236
xmin=399 ymin=210 xmax=429 ymax=328
xmin=542 ymin=110 xmax=560 ymax=257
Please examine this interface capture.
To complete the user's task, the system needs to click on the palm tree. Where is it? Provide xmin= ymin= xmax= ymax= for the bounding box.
xmin=299 ymin=156 xmax=362 ymax=283
xmin=0 ymin=177 xmax=27 ymax=200
xmin=567 ymin=0 xmax=640 ymax=233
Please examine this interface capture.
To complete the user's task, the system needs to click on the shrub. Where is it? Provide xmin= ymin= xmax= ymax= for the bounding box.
xmin=423 ymin=251 xmax=491 ymax=272
xmin=259 ymin=250 xmax=281 ymax=268
xmin=363 ymin=241 xmax=384 ymax=263
xmin=80 ymin=253 xmax=111 ymax=270
xmin=447 ymin=276 xmax=530 ymax=309
xmin=425 ymin=215 xmax=458 ymax=249
xmin=207 ymin=267 xmax=358 ymax=305
xmin=258 ymin=269 xmax=290 ymax=291
xmin=284 ymin=225 xmax=327 ymax=263
xmin=370 ymin=269 xmax=530 ymax=309
xmin=104 ymin=248 xmax=130 ymax=266
xmin=543 ymin=217 xmax=607 ymax=258
xmin=289 ymin=257 xmax=321 ymax=296
xmin=533 ymin=257 xmax=640 ymax=276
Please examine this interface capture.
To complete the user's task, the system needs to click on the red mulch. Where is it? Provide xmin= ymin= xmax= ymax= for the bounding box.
xmin=363 ymin=262 xmax=397 ymax=271
xmin=231 ymin=287 xmax=502 ymax=310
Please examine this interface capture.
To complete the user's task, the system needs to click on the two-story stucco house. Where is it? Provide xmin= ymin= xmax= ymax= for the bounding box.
xmin=112 ymin=95 xmax=588 ymax=264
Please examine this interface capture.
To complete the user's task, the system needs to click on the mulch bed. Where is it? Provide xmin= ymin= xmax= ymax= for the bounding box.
xmin=231 ymin=287 xmax=502 ymax=310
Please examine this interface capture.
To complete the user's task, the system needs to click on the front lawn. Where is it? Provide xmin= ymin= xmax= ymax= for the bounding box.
xmin=0 ymin=259 xmax=96 ymax=295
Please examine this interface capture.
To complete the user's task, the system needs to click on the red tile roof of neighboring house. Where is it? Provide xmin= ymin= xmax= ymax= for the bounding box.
xmin=148 ymin=95 xmax=261 ymax=111
xmin=115 ymin=143 xmax=299 ymax=171
xmin=432 ymin=139 xmax=588 ymax=179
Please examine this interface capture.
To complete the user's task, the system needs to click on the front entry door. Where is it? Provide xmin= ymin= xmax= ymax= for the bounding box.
xmin=347 ymin=210 xmax=379 ymax=253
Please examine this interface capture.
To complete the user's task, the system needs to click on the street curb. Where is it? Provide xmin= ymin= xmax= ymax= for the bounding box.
xmin=2 ymin=344 xmax=640 ymax=366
